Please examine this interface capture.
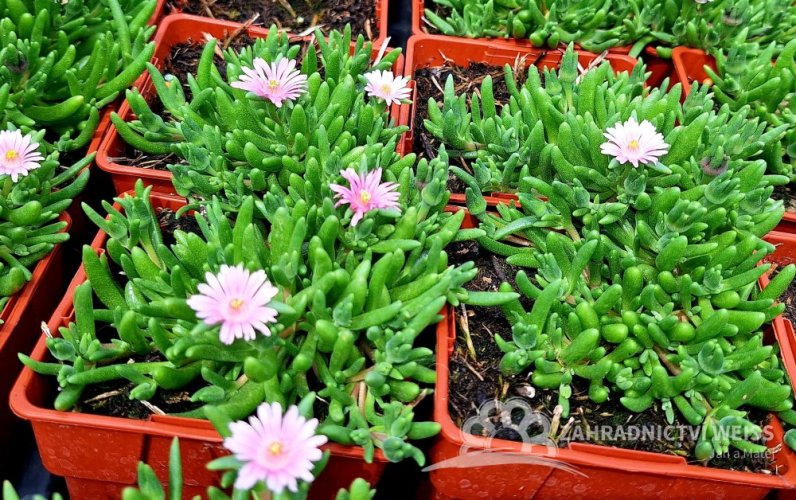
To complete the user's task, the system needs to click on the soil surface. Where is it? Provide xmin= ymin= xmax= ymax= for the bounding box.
xmin=170 ymin=0 xmax=379 ymax=40
xmin=413 ymin=61 xmax=530 ymax=193
xmin=773 ymin=184 xmax=796 ymax=212
xmin=446 ymin=242 xmax=776 ymax=473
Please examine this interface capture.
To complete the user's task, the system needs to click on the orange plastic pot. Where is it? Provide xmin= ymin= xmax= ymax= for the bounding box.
xmin=427 ymin=213 xmax=796 ymax=498
xmin=97 ymin=14 xmax=407 ymax=195
xmin=778 ymin=213 xmax=796 ymax=234
xmin=10 ymin=191 xmax=388 ymax=499
xmin=0 ymin=213 xmax=70 ymax=459
xmin=401 ymin=35 xmax=637 ymax=198
xmin=762 ymin=231 xmax=796 ymax=336
xmin=671 ymin=46 xmax=717 ymax=98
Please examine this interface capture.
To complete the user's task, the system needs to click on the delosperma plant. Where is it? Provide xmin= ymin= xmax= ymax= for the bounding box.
xmin=439 ymin=44 xmax=796 ymax=461
xmin=425 ymin=46 xmax=789 ymax=206
xmin=704 ymin=40 xmax=796 ymax=179
xmin=476 ymin=218 xmax=796 ymax=460
xmin=423 ymin=0 xmax=796 ymax=55
xmin=0 ymin=128 xmax=89 ymax=312
xmin=0 ymin=0 xmax=156 ymax=151
xmin=22 ymin=158 xmax=476 ymax=464
xmin=111 ymin=26 xmax=410 ymax=211
xmin=122 ymin=435 xmax=376 ymax=500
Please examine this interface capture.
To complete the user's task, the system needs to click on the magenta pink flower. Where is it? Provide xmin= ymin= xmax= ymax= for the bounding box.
xmin=0 ymin=130 xmax=44 ymax=182
xmin=187 ymin=264 xmax=279 ymax=344
xmin=600 ymin=117 xmax=670 ymax=168
xmin=330 ymin=167 xmax=400 ymax=226
xmin=224 ymin=402 xmax=328 ymax=493
xmin=364 ymin=70 xmax=411 ymax=106
xmin=231 ymin=57 xmax=307 ymax=108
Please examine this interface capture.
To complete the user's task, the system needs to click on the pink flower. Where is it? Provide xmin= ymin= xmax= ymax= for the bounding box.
xmin=224 ymin=402 xmax=328 ymax=493
xmin=364 ymin=70 xmax=411 ymax=106
xmin=231 ymin=57 xmax=307 ymax=108
xmin=330 ymin=167 xmax=400 ymax=226
xmin=600 ymin=117 xmax=670 ymax=168
xmin=187 ymin=264 xmax=279 ymax=344
xmin=0 ymin=130 xmax=44 ymax=182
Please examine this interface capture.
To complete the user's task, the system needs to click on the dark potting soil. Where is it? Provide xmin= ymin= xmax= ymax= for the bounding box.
xmin=773 ymin=184 xmax=796 ymax=212
xmin=446 ymin=243 xmax=776 ymax=473
xmin=170 ymin=0 xmax=379 ymax=40
xmin=76 ymin=353 xmax=205 ymax=419
xmin=413 ymin=62 xmax=530 ymax=193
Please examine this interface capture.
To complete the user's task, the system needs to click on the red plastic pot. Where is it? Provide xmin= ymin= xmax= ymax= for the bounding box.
xmin=762 ymin=231 xmax=796 ymax=334
xmin=671 ymin=46 xmax=717 ymax=98
xmin=10 ymin=191 xmax=388 ymax=499
xmin=427 ymin=213 xmax=796 ymax=498
xmin=97 ymin=14 xmax=407 ymax=195
xmin=779 ymin=213 xmax=796 ymax=234
xmin=0 ymin=214 xmax=70 ymax=457
xmin=402 ymin=35 xmax=637 ymax=201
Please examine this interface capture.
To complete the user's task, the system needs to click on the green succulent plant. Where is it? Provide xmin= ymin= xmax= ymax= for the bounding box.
xmin=0 ymin=0 xmax=156 ymax=151
xmin=424 ymin=45 xmax=788 ymax=214
xmin=704 ymin=39 xmax=796 ymax=180
xmin=122 ymin=437 xmax=376 ymax=500
xmin=0 ymin=135 xmax=89 ymax=312
xmin=22 ymin=158 xmax=476 ymax=464
xmin=111 ymin=26 xmax=408 ymax=212
xmin=423 ymin=0 xmax=796 ymax=55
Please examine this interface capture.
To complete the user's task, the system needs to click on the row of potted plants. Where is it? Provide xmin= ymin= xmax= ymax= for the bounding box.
xmin=416 ymin=0 xmax=796 ymax=55
xmin=0 ymin=0 xmax=162 ymax=462
xmin=5 ymin=1 xmax=796 ymax=499
xmin=8 ymin=17 xmax=461 ymax=496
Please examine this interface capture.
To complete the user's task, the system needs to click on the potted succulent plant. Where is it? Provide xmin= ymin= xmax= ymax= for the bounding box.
xmin=0 ymin=129 xmax=89 ymax=459
xmin=97 ymin=19 xmax=409 ymax=198
xmin=672 ymin=40 xmax=796 ymax=229
xmin=401 ymin=36 xmax=637 ymax=203
xmin=13 ymin=129 xmax=474 ymax=495
xmin=417 ymin=0 xmax=796 ymax=55
xmin=422 ymin=44 xmax=789 ymax=223
xmin=424 ymin=153 xmax=796 ymax=498
xmin=0 ymin=0 xmax=157 ymax=153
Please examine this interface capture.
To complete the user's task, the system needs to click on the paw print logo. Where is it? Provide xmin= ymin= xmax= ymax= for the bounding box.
xmin=461 ymin=397 xmax=557 ymax=454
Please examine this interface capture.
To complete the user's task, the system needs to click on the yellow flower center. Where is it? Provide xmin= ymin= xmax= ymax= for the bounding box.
xmin=268 ymin=441 xmax=283 ymax=456
xmin=628 ymin=140 xmax=639 ymax=151
xmin=380 ymin=83 xmax=392 ymax=95
xmin=5 ymin=150 xmax=18 ymax=161
xmin=269 ymin=79 xmax=280 ymax=89
xmin=229 ymin=298 xmax=245 ymax=311
xmin=359 ymin=190 xmax=371 ymax=203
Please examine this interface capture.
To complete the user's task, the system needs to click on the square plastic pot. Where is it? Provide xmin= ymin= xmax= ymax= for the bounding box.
xmin=401 ymin=35 xmax=637 ymax=204
xmin=762 ymin=231 xmax=796 ymax=337
xmin=10 ymin=191 xmax=388 ymax=499
xmin=0 ymin=213 xmax=70 ymax=461
xmin=427 ymin=209 xmax=796 ymax=499
xmin=671 ymin=46 xmax=717 ymax=98
xmin=96 ymin=14 xmax=407 ymax=195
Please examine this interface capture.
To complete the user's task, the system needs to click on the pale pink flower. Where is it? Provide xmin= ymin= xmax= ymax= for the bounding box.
xmin=364 ymin=70 xmax=411 ymax=106
xmin=330 ymin=167 xmax=400 ymax=226
xmin=600 ymin=117 xmax=670 ymax=168
xmin=231 ymin=57 xmax=307 ymax=108
xmin=224 ymin=402 xmax=328 ymax=493
xmin=187 ymin=264 xmax=279 ymax=344
xmin=0 ymin=130 xmax=44 ymax=182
